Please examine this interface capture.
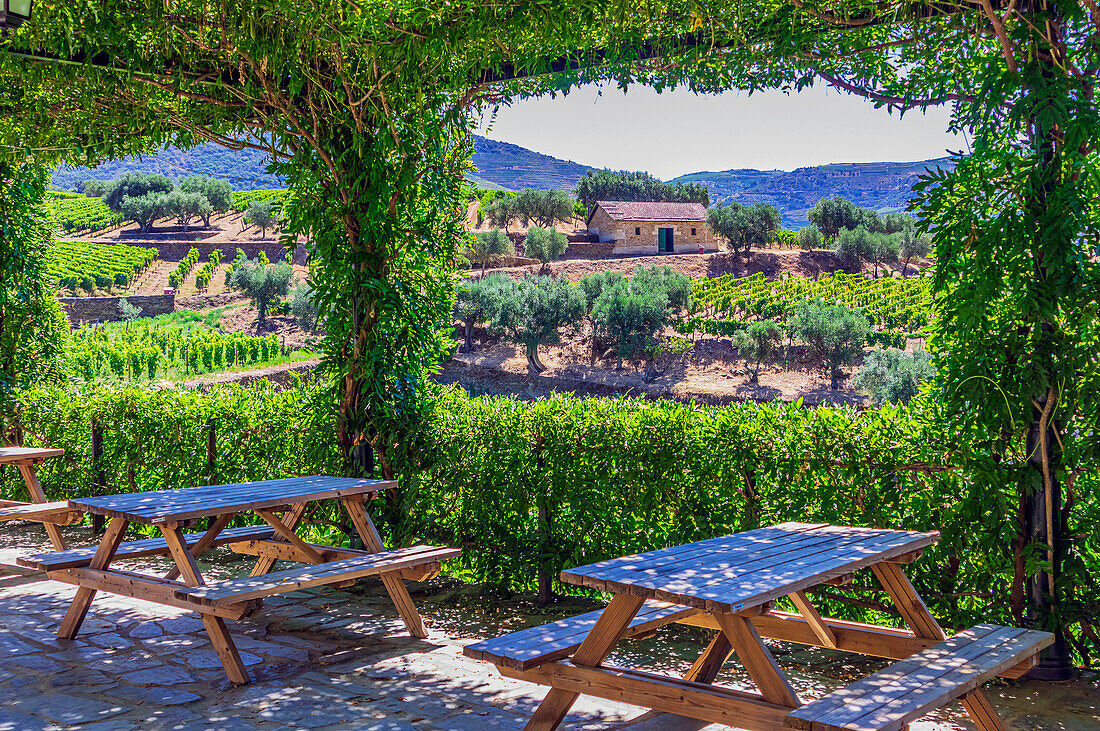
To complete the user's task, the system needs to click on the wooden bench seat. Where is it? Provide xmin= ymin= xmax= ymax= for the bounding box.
xmin=463 ymin=599 xmax=701 ymax=671
xmin=17 ymin=525 xmax=276 ymax=571
xmin=0 ymin=500 xmax=83 ymax=526
xmin=175 ymin=544 xmax=461 ymax=606
xmin=785 ymin=623 xmax=1054 ymax=731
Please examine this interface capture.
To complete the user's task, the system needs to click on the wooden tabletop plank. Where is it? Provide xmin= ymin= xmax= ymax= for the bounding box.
xmin=562 ymin=525 xmax=938 ymax=612
xmin=0 ymin=446 xmax=65 ymax=465
xmin=578 ymin=526 xmax=873 ymax=591
xmin=68 ymin=476 xmax=397 ymax=524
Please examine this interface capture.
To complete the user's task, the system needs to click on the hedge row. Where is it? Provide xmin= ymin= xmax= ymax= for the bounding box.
xmin=4 ymin=382 xmax=1098 ymax=643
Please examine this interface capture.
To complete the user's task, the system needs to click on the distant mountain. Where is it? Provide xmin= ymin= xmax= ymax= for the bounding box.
xmin=52 ymin=138 xmax=953 ymax=228
xmin=53 ymin=143 xmax=281 ymax=191
xmin=670 ymin=158 xmax=955 ymax=228
xmin=471 ymin=136 xmax=593 ymax=191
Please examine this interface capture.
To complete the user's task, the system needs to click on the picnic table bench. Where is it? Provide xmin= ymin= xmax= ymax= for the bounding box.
xmin=19 ymin=475 xmax=460 ymax=684
xmin=0 ymin=447 xmax=81 ymax=550
xmin=465 ymin=522 xmax=1053 ymax=730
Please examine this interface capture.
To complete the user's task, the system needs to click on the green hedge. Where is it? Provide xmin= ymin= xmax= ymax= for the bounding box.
xmin=5 ymin=382 xmax=1099 ymax=649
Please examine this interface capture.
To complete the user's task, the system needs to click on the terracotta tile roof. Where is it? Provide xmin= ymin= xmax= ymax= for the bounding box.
xmin=595 ymin=200 xmax=708 ymax=222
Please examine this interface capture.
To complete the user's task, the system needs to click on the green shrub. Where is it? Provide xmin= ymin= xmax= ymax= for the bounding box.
xmin=465 ymin=228 xmax=512 ymax=273
xmin=578 ymin=271 xmax=626 ymax=310
xmin=291 ymin=284 xmax=319 ymax=333
xmin=591 ymin=283 xmax=668 ymax=372
xmin=797 ymin=224 xmax=823 ymax=250
xmin=791 ymin=301 xmax=869 ymax=390
xmin=852 ymin=348 xmax=936 ymax=405
xmin=454 ymin=273 xmax=511 ymax=352
xmin=631 ymin=264 xmax=690 ymax=313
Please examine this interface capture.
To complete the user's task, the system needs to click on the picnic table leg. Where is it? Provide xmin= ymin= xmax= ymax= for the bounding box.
xmin=16 ymin=461 xmax=66 ymax=550
xmin=872 ymin=562 xmax=1008 ymax=731
xmin=341 ymin=496 xmax=427 ymax=638
xmin=526 ymin=593 xmax=645 ymax=731
xmin=249 ymin=502 xmax=309 ymax=577
xmin=164 ymin=512 xmax=236 ymax=581
xmin=683 ymin=632 xmax=733 ymax=683
xmin=162 ymin=522 xmax=250 ymax=684
xmin=713 ymin=611 xmax=800 ymax=708
xmin=57 ymin=517 xmax=127 ymax=639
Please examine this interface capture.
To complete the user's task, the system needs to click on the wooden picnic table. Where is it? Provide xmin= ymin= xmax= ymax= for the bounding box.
xmin=466 ymin=522 xmax=1053 ymax=731
xmin=0 ymin=446 xmax=81 ymax=550
xmin=18 ymin=476 xmax=460 ymax=684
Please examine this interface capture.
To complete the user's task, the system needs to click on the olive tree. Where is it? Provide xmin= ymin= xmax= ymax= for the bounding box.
xmin=229 ymin=259 xmax=295 ymax=326
xmin=243 ymin=200 xmax=277 ymax=239
xmin=455 ymin=273 xmax=511 ymax=352
xmin=706 ymin=201 xmax=781 ymax=255
xmin=791 ymin=302 xmax=869 ymax=390
xmin=492 ymin=275 xmax=585 ymax=375
xmin=852 ymin=347 xmax=935 ymax=405
xmin=466 ymin=228 xmax=513 ymax=274
xmin=180 ymin=175 xmax=233 ymax=227
xmin=523 ymin=226 xmax=568 ymax=270
xmin=797 ymin=224 xmax=823 ymax=250
xmin=734 ymin=320 xmax=783 ymax=384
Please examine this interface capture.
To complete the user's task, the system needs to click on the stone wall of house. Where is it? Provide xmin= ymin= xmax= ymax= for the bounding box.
xmin=586 ymin=207 xmax=716 ymax=256
xmin=611 ymin=220 xmax=715 ymax=255
xmin=59 ymin=294 xmax=175 ymax=325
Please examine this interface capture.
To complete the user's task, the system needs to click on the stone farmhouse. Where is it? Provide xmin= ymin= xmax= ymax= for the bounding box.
xmin=585 ymin=200 xmax=716 ymax=256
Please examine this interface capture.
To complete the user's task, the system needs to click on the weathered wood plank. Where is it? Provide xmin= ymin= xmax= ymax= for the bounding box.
xmin=502 ymin=661 xmax=792 ymax=731
xmin=249 ymin=502 xmax=309 ymax=577
xmin=18 ymin=525 xmax=275 ymax=571
xmin=16 ymin=462 xmax=68 ymax=549
xmin=57 ymin=517 xmax=128 ymax=639
xmin=228 ymin=539 xmax=442 ymax=580
xmin=0 ymin=446 xmax=65 ymax=465
xmin=174 ymin=545 xmax=460 ymax=606
xmin=784 ymin=624 xmax=1054 ymax=731
xmin=463 ymin=600 xmax=701 ymax=671
xmin=47 ymin=567 xmax=259 ymax=620
xmin=67 ymin=476 xmax=397 ymax=524
xmin=714 ymin=611 xmax=800 ymax=708
xmin=525 ymin=594 xmax=645 ymax=731
xmin=0 ymin=500 xmax=83 ymax=525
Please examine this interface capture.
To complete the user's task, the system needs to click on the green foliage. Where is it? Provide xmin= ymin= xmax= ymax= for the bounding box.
xmin=630 ymin=264 xmax=690 ymax=313
xmin=79 ymin=179 xmax=110 ymax=198
xmin=797 ymin=225 xmax=823 ymax=250
xmin=791 ymin=301 xmax=870 ymax=390
xmin=492 ymin=275 xmax=585 ymax=374
xmin=69 ymin=320 xmax=295 ymax=380
xmin=180 ymin=175 xmax=233 ymax=227
xmin=292 ymin=284 xmax=320 ymax=333
xmin=523 ymin=226 xmax=568 ymax=266
xmin=118 ymin=192 xmax=168 ymax=233
xmin=852 ymin=348 xmax=935 ymax=406
xmin=808 ymin=197 xmax=876 ymax=240
xmin=734 ymin=320 xmax=783 ymax=384
xmin=466 ymin=228 xmax=512 ymax=273
xmin=48 ymin=196 xmax=123 ymax=233
xmin=166 ymin=248 xmax=200 ymax=290
xmin=231 ymin=189 xmax=289 ymax=213
xmin=690 ymin=271 xmax=930 ymax=334
xmin=117 ymin=298 xmax=142 ymax=321
xmin=706 ymin=201 xmax=781 ymax=256
xmin=228 ymin=259 xmax=295 ymax=325
xmin=0 ymin=161 xmax=71 ymax=423
xmin=163 ymin=190 xmax=212 ymax=232
xmin=47 ymin=241 xmax=157 ymax=294
xmin=514 ymin=188 xmax=575 ymax=228
xmin=574 ymin=170 xmax=709 ymax=213
xmin=835 ymin=226 xmax=900 ymax=277
xmin=102 ymin=173 xmax=174 ymax=213
xmin=194 ymin=249 xmax=223 ymax=291
xmin=898 ymin=228 xmax=931 ymax=276
xmin=590 ymin=282 xmax=669 ymax=371
xmin=224 ymin=248 xmax=247 ymax=285
xmin=578 ymin=270 xmax=625 ymax=310
xmin=454 ymin=273 xmax=511 ymax=352
xmin=484 ymin=196 xmax=520 ymax=231
xmin=243 ymin=200 xmax=276 ymax=238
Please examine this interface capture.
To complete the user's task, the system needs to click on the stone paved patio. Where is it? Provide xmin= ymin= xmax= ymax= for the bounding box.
xmin=2 ymin=523 xmax=1098 ymax=730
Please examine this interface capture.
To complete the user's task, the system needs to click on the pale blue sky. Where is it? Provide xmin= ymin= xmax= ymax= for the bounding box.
xmin=475 ymin=84 xmax=968 ymax=180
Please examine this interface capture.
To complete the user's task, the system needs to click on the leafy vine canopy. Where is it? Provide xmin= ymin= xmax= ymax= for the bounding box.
xmin=0 ymin=0 xmax=1030 ymax=166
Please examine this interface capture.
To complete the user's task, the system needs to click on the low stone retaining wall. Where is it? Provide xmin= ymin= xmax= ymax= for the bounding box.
xmin=60 ymin=293 xmax=175 ymax=325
